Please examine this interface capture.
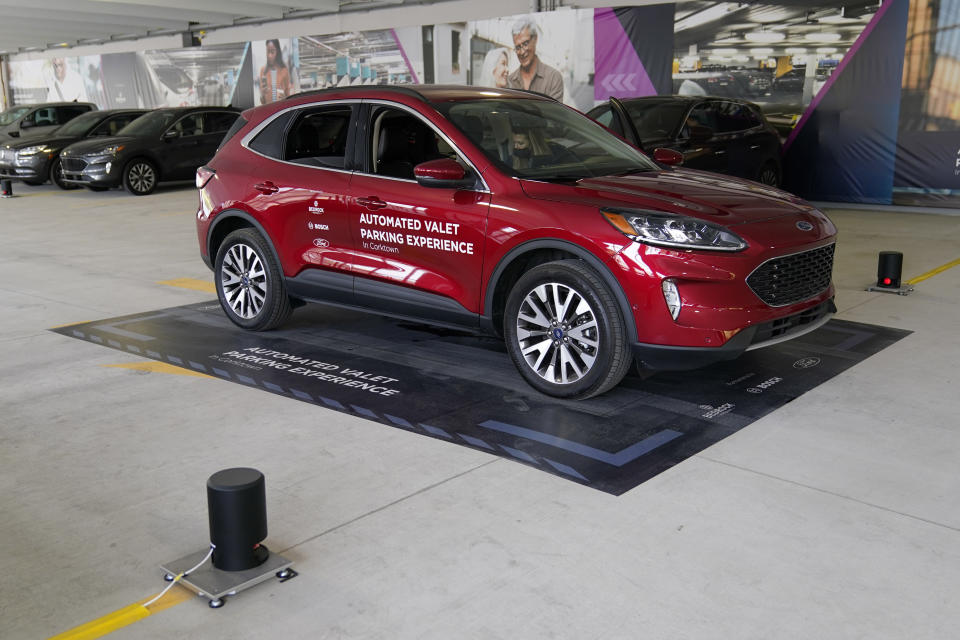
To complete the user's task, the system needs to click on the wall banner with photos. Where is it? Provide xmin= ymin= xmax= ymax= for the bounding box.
xmin=6 ymin=2 xmax=960 ymax=207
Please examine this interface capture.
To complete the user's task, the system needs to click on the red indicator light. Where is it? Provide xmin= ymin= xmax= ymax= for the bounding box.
xmin=883 ymin=277 xmax=892 ymax=285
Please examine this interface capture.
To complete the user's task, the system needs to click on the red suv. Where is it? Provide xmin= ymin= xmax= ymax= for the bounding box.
xmin=196 ymin=86 xmax=836 ymax=400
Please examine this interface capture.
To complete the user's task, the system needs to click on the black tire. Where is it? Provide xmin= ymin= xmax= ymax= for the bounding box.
xmin=123 ymin=158 xmax=157 ymax=195
xmin=503 ymin=259 xmax=632 ymax=400
xmin=214 ymin=228 xmax=292 ymax=331
xmin=50 ymin=158 xmax=79 ymax=190
xmin=756 ymin=160 xmax=781 ymax=187
xmin=86 ymin=185 xmax=109 ymax=192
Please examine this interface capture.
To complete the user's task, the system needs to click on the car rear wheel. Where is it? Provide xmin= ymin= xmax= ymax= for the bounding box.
xmin=215 ymin=228 xmax=292 ymax=331
xmin=504 ymin=259 xmax=632 ymax=399
xmin=50 ymin=158 xmax=79 ymax=190
xmin=123 ymin=158 xmax=157 ymax=195
xmin=757 ymin=161 xmax=781 ymax=187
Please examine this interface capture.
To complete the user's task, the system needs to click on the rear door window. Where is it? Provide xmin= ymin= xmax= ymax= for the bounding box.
xmin=284 ymin=106 xmax=354 ymax=169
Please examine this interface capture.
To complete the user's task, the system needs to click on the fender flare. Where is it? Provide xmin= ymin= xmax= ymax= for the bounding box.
xmin=206 ymin=209 xmax=284 ymax=272
xmin=483 ymin=238 xmax=638 ymax=341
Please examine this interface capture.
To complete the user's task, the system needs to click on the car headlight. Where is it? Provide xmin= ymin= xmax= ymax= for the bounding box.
xmin=100 ymin=144 xmax=125 ymax=156
xmin=17 ymin=145 xmax=51 ymax=157
xmin=602 ymin=208 xmax=747 ymax=251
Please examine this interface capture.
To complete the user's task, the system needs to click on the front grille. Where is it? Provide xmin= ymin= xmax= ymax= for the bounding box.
xmin=747 ymin=243 xmax=835 ymax=307
xmin=60 ymin=157 xmax=88 ymax=173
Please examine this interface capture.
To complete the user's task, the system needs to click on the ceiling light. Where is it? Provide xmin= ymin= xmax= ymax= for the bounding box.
xmin=816 ymin=47 xmax=838 ymax=54
xmin=806 ymin=32 xmax=842 ymax=42
xmin=713 ymin=48 xmax=738 ymax=55
xmin=785 ymin=47 xmax=808 ymax=54
xmin=745 ymin=30 xmax=786 ymax=43
xmin=750 ymin=47 xmax=774 ymax=56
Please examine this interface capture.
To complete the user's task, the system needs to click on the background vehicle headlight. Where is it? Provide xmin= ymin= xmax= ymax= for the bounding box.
xmin=101 ymin=144 xmax=125 ymax=156
xmin=602 ymin=208 xmax=746 ymax=251
xmin=17 ymin=145 xmax=50 ymax=157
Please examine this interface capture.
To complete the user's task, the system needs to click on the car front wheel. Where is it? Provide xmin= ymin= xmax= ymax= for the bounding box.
xmin=123 ymin=158 xmax=157 ymax=195
xmin=504 ymin=259 xmax=632 ymax=399
xmin=215 ymin=228 xmax=292 ymax=331
xmin=50 ymin=158 xmax=79 ymax=190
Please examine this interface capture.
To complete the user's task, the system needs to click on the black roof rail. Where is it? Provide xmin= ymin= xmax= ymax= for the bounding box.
xmin=286 ymin=85 xmax=428 ymax=102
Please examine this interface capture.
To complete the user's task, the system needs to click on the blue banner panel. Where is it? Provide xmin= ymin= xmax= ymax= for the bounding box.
xmin=782 ymin=0 xmax=909 ymax=204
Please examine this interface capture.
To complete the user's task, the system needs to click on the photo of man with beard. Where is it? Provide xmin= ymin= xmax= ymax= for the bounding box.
xmin=507 ymin=18 xmax=564 ymax=101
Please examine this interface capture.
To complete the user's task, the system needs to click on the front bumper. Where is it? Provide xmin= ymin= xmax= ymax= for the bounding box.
xmin=632 ymin=298 xmax=836 ymax=371
xmin=60 ymin=154 xmax=123 ymax=187
xmin=0 ymin=153 xmax=49 ymax=181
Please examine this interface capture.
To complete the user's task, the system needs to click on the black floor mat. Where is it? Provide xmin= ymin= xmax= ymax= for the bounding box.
xmin=52 ymin=302 xmax=910 ymax=495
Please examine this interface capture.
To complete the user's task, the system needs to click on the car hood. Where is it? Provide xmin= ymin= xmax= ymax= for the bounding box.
xmin=62 ymin=136 xmax=138 ymax=155
xmin=3 ymin=135 xmax=82 ymax=151
xmin=520 ymin=168 xmax=816 ymax=227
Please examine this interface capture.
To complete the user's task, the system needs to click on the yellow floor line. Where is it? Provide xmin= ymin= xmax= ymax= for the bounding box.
xmin=906 ymin=257 xmax=960 ymax=285
xmin=157 ymin=277 xmax=216 ymax=294
xmin=48 ymin=586 xmax=193 ymax=640
xmin=102 ymin=361 xmax=213 ymax=379
xmin=49 ymin=320 xmax=92 ymax=329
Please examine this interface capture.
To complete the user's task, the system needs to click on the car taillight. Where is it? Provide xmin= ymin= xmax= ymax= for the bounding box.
xmin=196 ymin=166 xmax=215 ymax=189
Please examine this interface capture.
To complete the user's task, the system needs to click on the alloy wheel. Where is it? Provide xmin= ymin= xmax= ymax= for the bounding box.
xmin=220 ymin=243 xmax=267 ymax=319
xmin=128 ymin=162 xmax=156 ymax=193
xmin=515 ymin=282 xmax=600 ymax=385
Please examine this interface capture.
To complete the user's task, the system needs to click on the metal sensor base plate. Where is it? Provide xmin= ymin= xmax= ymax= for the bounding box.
xmin=160 ymin=548 xmax=294 ymax=602
xmin=866 ymin=285 xmax=914 ymax=296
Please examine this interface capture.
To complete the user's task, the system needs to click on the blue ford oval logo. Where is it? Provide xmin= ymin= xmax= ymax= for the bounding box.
xmin=552 ymin=328 xmax=564 ymax=340
xmin=796 ymin=221 xmax=814 ymax=231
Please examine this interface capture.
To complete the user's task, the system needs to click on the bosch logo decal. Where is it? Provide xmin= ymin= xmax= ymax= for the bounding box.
xmin=793 ymin=357 xmax=821 ymax=369
xmin=312 ymin=238 xmax=329 ymax=248
xmin=307 ymin=222 xmax=329 ymax=231
xmin=746 ymin=376 xmax=782 ymax=394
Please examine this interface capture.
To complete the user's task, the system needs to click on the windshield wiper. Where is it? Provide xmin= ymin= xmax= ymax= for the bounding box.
xmin=530 ymin=174 xmax=590 ymax=183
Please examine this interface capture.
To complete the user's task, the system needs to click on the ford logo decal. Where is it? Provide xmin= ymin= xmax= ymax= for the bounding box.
xmin=796 ymin=221 xmax=814 ymax=231
xmin=313 ymin=238 xmax=329 ymax=248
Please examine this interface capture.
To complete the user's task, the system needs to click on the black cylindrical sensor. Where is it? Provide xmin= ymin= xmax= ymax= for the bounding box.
xmin=1 ymin=179 xmax=12 ymax=197
xmin=207 ymin=467 xmax=269 ymax=571
xmin=877 ymin=251 xmax=903 ymax=288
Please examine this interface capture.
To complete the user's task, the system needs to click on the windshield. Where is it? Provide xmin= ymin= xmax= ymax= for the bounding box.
xmin=116 ymin=109 xmax=176 ymax=137
xmin=436 ymin=99 xmax=658 ymax=180
xmin=624 ymin=101 xmax=689 ymax=140
xmin=52 ymin=111 xmax=104 ymax=137
xmin=0 ymin=106 xmax=31 ymax=126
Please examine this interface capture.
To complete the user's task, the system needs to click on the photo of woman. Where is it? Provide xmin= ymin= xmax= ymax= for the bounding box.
xmin=258 ymin=39 xmax=292 ymax=104
xmin=479 ymin=47 xmax=510 ymax=89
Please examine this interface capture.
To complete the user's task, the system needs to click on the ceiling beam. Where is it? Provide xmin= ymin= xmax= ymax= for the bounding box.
xmin=0 ymin=6 xmax=189 ymax=30
xmin=0 ymin=0 xmax=241 ymax=25
xmin=87 ymin=0 xmax=286 ymax=19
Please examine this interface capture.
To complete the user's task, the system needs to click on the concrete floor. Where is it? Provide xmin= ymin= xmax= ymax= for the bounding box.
xmin=1 ymin=183 xmax=958 ymax=639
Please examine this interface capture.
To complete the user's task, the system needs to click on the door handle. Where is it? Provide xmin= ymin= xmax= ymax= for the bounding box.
xmin=254 ymin=181 xmax=279 ymax=195
xmin=356 ymin=196 xmax=387 ymax=210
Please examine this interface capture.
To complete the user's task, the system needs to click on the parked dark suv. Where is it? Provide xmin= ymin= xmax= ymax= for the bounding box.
xmin=0 ymin=102 xmax=97 ymax=142
xmin=196 ymin=85 xmax=836 ymax=400
xmin=587 ymin=96 xmax=783 ymax=187
xmin=0 ymin=109 xmax=147 ymax=189
xmin=59 ymin=106 xmax=239 ymax=194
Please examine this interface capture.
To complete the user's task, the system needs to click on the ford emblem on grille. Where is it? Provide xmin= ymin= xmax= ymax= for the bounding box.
xmin=796 ymin=221 xmax=814 ymax=231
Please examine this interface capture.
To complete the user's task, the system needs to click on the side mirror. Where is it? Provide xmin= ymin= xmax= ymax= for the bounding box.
xmin=653 ymin=148 xmax=684 ymax=166
xmin=20 ymin=120 xmax=35 ymax=129
xmin=162 ymin=129 xmax=180 ymax=141
xmin=688 ymin=124 xmax=713 ymax=144
xmin=414 ymin=158 xmax=477 ymax=190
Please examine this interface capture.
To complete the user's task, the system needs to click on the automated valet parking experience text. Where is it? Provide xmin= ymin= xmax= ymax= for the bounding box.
xmin=212 ymin=347 xmax=400 ymax=396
